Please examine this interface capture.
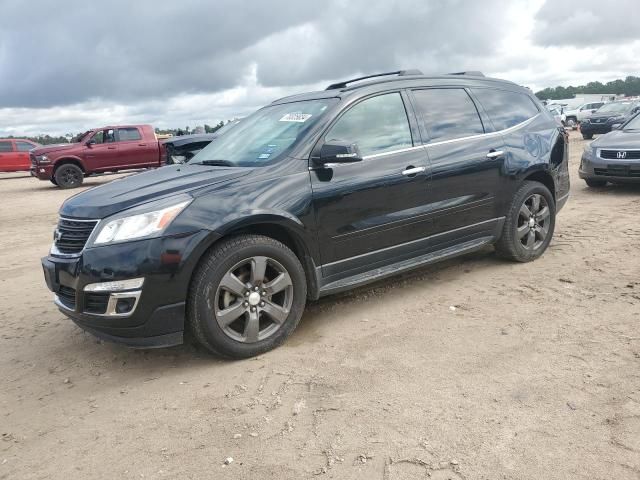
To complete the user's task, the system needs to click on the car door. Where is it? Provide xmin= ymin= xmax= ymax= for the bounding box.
xmin=15 ymin=141 xmax=36 ymax=171
xmin=409 ymin=87 xmax=507 ymax=247
xmin=310 ymin=91 xmax=431 ymax=278
xmin=117 ymin=127 xmax=156 ymax=168
xmin=0 ymin=140 xmax=17 ymax=172
xmin=84 ymin=129 xmax=119 ymax=171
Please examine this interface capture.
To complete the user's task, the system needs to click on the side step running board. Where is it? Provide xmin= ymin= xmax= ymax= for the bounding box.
xmin=318 ymin=236 xmax=494 ymax=297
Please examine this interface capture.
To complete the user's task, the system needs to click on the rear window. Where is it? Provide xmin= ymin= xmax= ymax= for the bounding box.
xmin=118 ymin=128 xmax=142 ymax=141
xmin=472 ymin=88 xmax=539 ymax=131
xmin=412 ymin=88 xmax=484 ymax=142
xmin=0 ymin=141 xmax=12 ymax=152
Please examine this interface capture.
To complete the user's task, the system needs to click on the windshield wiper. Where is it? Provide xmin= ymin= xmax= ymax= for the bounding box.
xmin=192 ymin=159 xmax=235 ymax=167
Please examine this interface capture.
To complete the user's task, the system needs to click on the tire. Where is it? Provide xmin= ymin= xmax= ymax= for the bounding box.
xmin=50 ymin=178 xmax=58 ymax=186
xmin=187 ymin=234 xmax=307 ymax=358
xmin=582 ymin=133 xmax=593 ymax=140
xmin=495 ymin=181 xmax=556 ymax=262
xmin=585 ymin=178 xmax=607 ymax=188
xmin=54 ymin=163 xmax=84 ymax=189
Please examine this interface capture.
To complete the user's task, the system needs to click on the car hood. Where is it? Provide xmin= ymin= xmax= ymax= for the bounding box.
xmin=60 ymin=164 xmax=251 ymax=218
xmin=592 ymin=129 xmax=640 ymax=149
xmin=32 ymin=143 xmax=79 ymax=155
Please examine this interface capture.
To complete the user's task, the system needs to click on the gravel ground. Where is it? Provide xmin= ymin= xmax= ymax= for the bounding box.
xmin=1 ymin=131 xmax=639 ymax=479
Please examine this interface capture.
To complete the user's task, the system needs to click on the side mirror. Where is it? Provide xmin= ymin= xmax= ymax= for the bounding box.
xmin=591 ymin=109 xmax=597 ymax=113
xmin=315 ymin=140 xmax=363 ymax=166
xmin=86 ymin=139 xmax=96 ymax=147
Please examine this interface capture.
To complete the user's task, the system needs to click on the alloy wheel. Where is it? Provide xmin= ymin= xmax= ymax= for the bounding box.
xmin=214 ymin=256 xmax=293 ymax=343
xmin=517 ymin=193 xmax=550 ymax=251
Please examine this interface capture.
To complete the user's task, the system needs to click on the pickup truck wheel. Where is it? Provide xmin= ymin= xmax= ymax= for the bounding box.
xmin=54 ymin=164 xmax=84 ymax=189
xmin=50 ymin=178 xmax=58 ymax=186
xmin=188 ymin=234 xmax=307 ymax=358
xmin=495 ymin=181 xmax=556 ymax=263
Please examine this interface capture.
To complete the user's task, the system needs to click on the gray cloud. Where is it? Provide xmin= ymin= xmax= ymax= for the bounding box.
xmin=0 ymin=0 xmax=509 ymax=109
xmin=532 ymin=0 xmax=639 ymax=47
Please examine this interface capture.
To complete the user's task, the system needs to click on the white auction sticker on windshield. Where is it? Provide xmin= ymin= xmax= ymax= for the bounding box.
xmin=279 ymin=113 xmax=312 ymax=122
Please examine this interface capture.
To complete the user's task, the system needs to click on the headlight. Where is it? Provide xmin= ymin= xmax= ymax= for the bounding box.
xmin=583 ymin=142 xmax=592 ymax=153
xmin=608 ymin=116 xmax=624 ymax=122
xmin=36 ymin=155 xmax=50 ymax=164
xmin=93 ymin=198 xmax=191 ymax=245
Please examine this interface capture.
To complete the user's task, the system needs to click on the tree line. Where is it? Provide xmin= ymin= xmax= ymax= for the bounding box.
xmin=536 ymin=75 xmax=640 ymax=100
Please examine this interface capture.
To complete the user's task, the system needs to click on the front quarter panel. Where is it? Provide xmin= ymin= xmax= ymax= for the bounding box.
xmin=169 ymin=157 xmax=319 ymax=261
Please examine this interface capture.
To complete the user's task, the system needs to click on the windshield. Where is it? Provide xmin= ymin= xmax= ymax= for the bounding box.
xmin=191 ymin=98 xmax=337 ymax=166
xmin=596 ymin=102 xmax=632 ymax=114
xmin=624 ymin=113 xmax=640 ymax=130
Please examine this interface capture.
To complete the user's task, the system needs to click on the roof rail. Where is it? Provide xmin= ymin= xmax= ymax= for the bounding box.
xmin=325 ymin=69 xmax=423 ymax=90
xmin=448 ymin=71 xmax=485 ymax=77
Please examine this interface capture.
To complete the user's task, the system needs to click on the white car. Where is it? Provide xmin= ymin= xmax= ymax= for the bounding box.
xmin=564 ymin=101 xmax=606 ymax=125
xmin=547 ymin=105 xmax=566 ymax=126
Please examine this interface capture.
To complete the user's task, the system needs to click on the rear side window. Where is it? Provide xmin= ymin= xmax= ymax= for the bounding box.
xmin=118 ymin=128 xmax=142 ymax=141
xmin=0 ymin=141 xmax=13 ymax=152
xmin=16 ymin=141 xmax=35 ymax=152
xmin=412 ymin=88 xmax=484 ymax=142
xmin=326 ymin=92 xmax=412 ymax=157
xmin=472 ymin=88 xmax=539 ymax=131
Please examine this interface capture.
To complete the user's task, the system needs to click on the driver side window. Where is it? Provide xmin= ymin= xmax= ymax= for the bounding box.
xmin=326 ymin=93 xmax=412 ymax=157
xmin=92 ymin=129 xmax=116 ymax=144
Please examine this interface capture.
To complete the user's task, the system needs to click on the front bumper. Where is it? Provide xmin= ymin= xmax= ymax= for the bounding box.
xmin=41 ymin=229 xmax=216 ymax=348
xmin=579 ymin=151 xmax=640 ymax=183
xmin=30 ymin=164 xmax=54 ymax=180
xmin=580 ymin=122 xmax=614 ymax=135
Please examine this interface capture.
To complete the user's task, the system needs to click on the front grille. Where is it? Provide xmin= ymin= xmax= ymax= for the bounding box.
xmin=594 ymin=166 xmax=640 ymax=178
xmin=54 ymin=218 xmax=99 ymax=255
xmin=57 ymin=285 xmax=76 ymax=309
xmin=84 ymin=293 xmax=109 ymax=314
xmin=600 ymin=150 xmax=640 ymax=160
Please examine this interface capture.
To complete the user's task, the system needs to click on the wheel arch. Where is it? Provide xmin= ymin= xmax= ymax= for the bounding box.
xmin=521 ymin=169 xmax=556 ymax=201
xmin=189 ymin=214 xmax=320 ymax=300
xmin=53 ymin=157 xmax=86 ymax=174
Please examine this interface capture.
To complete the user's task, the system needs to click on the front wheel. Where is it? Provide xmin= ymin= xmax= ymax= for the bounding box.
xmin=187 ymin=235 xmax=307 ymax=358
xmin=54 ymin=164 xmax=84 ymax=189
xmin=495 ymin=181 xmax=556 ymax=262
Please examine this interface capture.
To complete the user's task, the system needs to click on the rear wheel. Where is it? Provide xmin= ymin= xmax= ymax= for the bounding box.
xmin=54 ymin=164 xmax=83 ymax=189
xmin=585 ymin=178 xmax=607 ymax=188
xmin=495 ymin=181 xmax=556 ymax=262
xmin=187 ymin=235 xmax=307 ymax=358
xmin=50 ymin=178 xmax=58 ymax=186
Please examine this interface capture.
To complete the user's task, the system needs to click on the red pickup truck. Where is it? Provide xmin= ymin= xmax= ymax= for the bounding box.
xmin=30 ymin=125 xmax=164 ymax=188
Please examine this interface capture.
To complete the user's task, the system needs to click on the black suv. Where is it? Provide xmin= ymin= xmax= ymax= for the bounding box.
xmin=580 ymin=100 xmax=640 ymax=139
xmin=41 ymin=70 xmax=569 ymax=358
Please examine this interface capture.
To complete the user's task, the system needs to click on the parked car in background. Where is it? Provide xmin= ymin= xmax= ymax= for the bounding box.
xmin=41 ymin=69 xmax=569 ymax=358
xmin=162 ymin=120 xmax=241 ymax=164
xmin=0 ymin=139 xmax=40 ymax=172
xmin=580 ymin=112 xmax=640 ymax=187
xmin=563 ymin=101 xmax=606 ymax=126
xmin=30 ymin=125 xmax=164 ymax=188
xmin=580 ymin=100 xmax=640 ymax=139
xmin=547 ymin=105 xmax=566 ymax=126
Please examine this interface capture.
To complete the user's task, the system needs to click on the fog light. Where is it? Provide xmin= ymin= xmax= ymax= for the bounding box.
xmin=84 ymin=278 xmax=144 ymax=292
xmin=115 ymin=297 xmax=136 ymax=314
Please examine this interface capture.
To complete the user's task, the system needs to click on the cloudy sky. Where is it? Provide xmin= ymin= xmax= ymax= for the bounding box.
xmin=1 ymin=0 xmax=638 ymax=137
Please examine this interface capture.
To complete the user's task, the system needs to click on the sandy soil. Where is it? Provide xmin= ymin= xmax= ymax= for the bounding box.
xmin=1 ymin=132 xmax=639 ymax=480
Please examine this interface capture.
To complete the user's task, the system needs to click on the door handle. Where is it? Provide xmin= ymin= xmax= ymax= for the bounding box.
xmin=107 ymin=146 xmax=117 ymax=150
xmin=402 ymin=166 xmax=426 ymax=176
xmin=138 ymin=144 xmax=147 ymax=147
xmin=486 ymin=150 xmax=504 ymax=158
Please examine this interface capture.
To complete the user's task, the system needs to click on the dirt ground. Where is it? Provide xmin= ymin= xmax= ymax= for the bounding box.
xmin=1 ymin=131 xmax=639 ymax=480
